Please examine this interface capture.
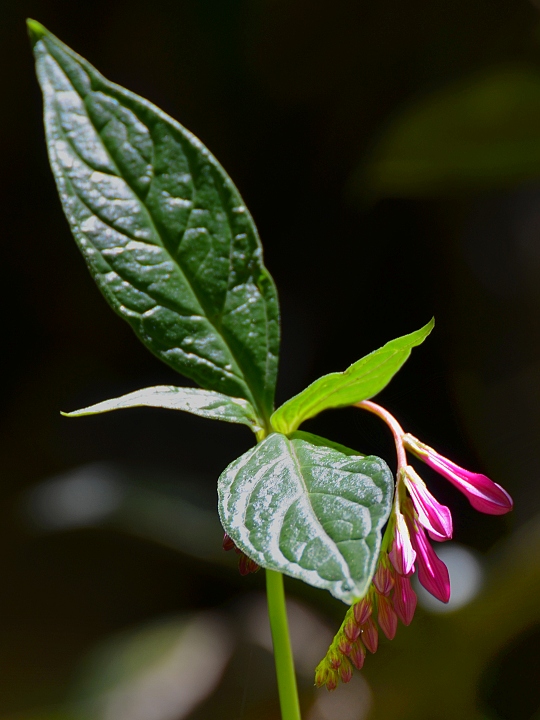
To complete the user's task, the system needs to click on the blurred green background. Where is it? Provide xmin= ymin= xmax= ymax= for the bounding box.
xmin=2 ymin=0 xmax=540 ymax=718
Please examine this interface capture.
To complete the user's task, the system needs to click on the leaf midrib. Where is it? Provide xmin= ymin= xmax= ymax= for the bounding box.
xmin=280 ymin=346 xmax=408 ymax=429
xmin=285 ymin=437 xmax=353 ymax=584
xmin=43 ymin=38 xmax=264 ymax=418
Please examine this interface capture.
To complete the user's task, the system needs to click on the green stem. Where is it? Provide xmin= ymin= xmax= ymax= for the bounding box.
xmin=266 ymin=569 xmax=302 ymax=720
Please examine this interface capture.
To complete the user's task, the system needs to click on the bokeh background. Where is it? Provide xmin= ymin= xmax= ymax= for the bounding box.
xmin=2 ymin=0 xmax=540 ymax=718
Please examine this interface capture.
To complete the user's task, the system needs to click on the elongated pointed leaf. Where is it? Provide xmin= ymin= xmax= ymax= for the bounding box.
xmin=271 ymin=319 xmax=434 ymax=435
xmin=218 ymin=431 xmax=393 ymax=603
xmin=29 ymin=21 xmax=279 ymax=426
xmin=62 ymin=385 xmax=263 ymax=433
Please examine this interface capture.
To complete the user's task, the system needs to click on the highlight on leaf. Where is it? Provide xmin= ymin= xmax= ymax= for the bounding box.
xmin=61 ymin=385 xmax=264 ymax=434
xmin=270 ymin=318 xmax=434 ymax=435
xmin=218 ymin=431 xmax=394 ymax=604
xmin=30 ymin=20 xmax=279 ymax=427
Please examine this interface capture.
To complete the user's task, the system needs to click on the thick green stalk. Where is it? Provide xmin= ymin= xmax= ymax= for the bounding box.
xmin=266 ymin=569 xmax=302 ymax=720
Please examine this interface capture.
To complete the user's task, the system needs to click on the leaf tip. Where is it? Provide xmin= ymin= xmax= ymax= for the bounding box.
xmin=26 ymin=18 xmax=48 ymax=46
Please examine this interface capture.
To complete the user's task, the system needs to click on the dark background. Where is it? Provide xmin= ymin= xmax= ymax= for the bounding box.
xmin=1 ymin=1 xmax=540 ymax=719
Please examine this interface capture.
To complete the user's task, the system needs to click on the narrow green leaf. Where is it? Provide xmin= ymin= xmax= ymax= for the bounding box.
xmin=30 ymin=22 xmax=279 ymax=426
xmin=271 ymin=319 xmax=434 ymax=435
xmin=61 ymin=385 xmax=263 ymax=433
xmin=218 ymin=431 xmax=394 ymax=603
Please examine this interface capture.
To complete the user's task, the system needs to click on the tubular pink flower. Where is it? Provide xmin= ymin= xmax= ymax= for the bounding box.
xmin=404 ymin=434 xmax=513 ymax=515
xmin=377 ymin=593 xmax=398 ymax=640
xmin=402 ymin=466 xmax=453 ymax=541
xmin=393 ymin=574 xmax=417 ymax=626
xmin=407 ymin=517 xmax=450 ymax=603
xmin=389 ymin=511 xmax=416 ymax=576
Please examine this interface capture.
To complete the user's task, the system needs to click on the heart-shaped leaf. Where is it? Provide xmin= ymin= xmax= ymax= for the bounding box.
xmin=271 ymin=319 xmax=433 ymax=435
xmin=218 ymin=431 xmax=393 ymax=603
xmin=29 ymin=21 xmax=279 ymax=427
xmin=62 ymin=386 xmax=263 ymax=434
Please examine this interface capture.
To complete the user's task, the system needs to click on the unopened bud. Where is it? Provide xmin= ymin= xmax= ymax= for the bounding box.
xmin=361 ymin=616 xmax=379 ymax=653
xmin=344 ymin=616 xmax=361 ymax=642
xmin=222 ymin=533 xmax=235 ymax=552
xmin=377 ymin=593 xmax=398 ymax=640
xmin=339 ymin=657 xmax=353 ymax=684
xmin=315 ymin=663 xmax=328 ymax=688
xmin=393 ymin=574 xmax=417 ymax=626
xmin=373 ymin=559 xmax=395 ymax=595
xmin=349 ymin=639 xmax=366 ymax=670
xmin=353 ymin=597 xmax=372 ymax=626
xmin=328 ymin=649 xmax=342 ymax=669
xmin=338 ymin=635 xmax=352 ymax=655
xmin=326 ymin=669 xmax=338 ymax=691
xmin=238 ymin=553 xmax=260 ymax=575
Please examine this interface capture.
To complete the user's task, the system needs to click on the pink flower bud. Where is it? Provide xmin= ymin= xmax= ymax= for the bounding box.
xmin=377 ymin=593 xmax=398 ymax=640
xmin=373 ymin=559 xmax=395 ymax=595
xmin=403 ymin=466 xmax=453 ymax=541
xmin=315 ymin=664 xmax=328 ymax=688
xmin=328 ymin=649 xmax=342 ymax=669
xmin=361 ymin=617 xmax=379 ymax=653
xmin=407 ymin=517 xmax=450 ymax=603
xmin=326 ymin=669 xmax=338 ymax=691
xmin=338 ymin=635 xmax=352 ymax=655
xmin=238 ymin=554 xmax=260 ymax=576
xmin=353 ymin=597 xmax=372 ymax=626
xmin=393 ymin=573 xmax=417 ymax=626
xmin=389 ymin=511 xmax=416 ymax=576
xmin=339 ymin=657 xmax=353 ymax=684
xmin=404 ymin=434 xmax=513 ymax=515
xmin=349 ymin=639 xmax=366 ymax=670
xmin=344 ymin=616 xmax=361 ymax=642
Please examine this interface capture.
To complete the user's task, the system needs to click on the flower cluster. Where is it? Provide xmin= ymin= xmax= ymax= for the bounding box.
xmin=315 ymin=400 xmax=513 ymax=691
xmin=222 ymin=532 xmax=260 ymax=575
xmin=315 ymin=561 xmax=417 ymax=690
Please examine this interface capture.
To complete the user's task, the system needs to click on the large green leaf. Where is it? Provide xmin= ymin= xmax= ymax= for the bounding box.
xmin=29 ymin=20 xmax=279 ymax=426
xmin=271 ymin=319 xmax=434 ymax=435
xmin=62 ymin=385 xmax=263 ymax=434
xmin=218 ymin=431 xmax=393 ymax=603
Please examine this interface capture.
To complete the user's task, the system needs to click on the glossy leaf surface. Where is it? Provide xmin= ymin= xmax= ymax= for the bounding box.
xmin=62 ymin=385 xmax=263 ymax=433
xmin=271 ymin=319 xmax=434 ymax=435
xmin=218 ymin=431 xmax=393 ymax=603
xmin=29 ymin=21 xmax=279 ymax=425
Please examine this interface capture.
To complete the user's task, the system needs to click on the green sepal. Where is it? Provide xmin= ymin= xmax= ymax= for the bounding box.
xmin=62 ymin=385 xmax=263 ymax=434
xmin=270 ymin=319 xmax=434 ymax=435
xmin=218 ymin=431 xmax=394 ymax=604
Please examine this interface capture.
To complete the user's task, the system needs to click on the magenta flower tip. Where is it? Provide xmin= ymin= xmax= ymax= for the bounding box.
xmin=403 ymin=466 xmax=453 ymax=541
xmin=404 ymin=434 xmax=513 ymax=516
xmin=408 ymin=517 xmax=451 ymax=603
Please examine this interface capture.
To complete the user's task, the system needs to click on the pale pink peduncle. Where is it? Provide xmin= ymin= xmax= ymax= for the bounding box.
xmin=355 ymin=400 xmax=407 ymax=470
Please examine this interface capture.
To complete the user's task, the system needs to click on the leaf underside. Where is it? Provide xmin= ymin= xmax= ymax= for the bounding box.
xmin=218 ymin=431 xmax=394 ymax=603
xmin=62 ymin=385 xmax=263 ymax=433
xmin=271 ymin=319 xmax=434 ymax=435
xmin=31 ymin=23 xmax=279 ymax=426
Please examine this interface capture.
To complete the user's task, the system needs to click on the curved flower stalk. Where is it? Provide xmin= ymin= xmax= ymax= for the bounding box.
xmin=315 ymin=399 xmax=512 ymax=691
